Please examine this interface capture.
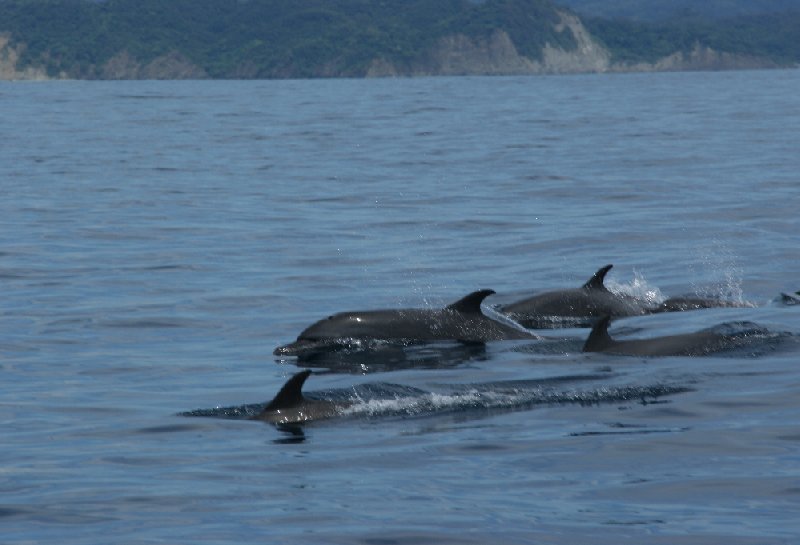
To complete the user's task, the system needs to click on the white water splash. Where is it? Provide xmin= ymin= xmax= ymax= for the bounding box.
xmin=341 ymin=389 xmax=525 ymax=418
xmin=606 ymin=269 xmax=665 ymax=306
xmin=689 ymin=240 xmax=747 ymax=304
xmin=339 ymin=384 xmax=687 ymax=418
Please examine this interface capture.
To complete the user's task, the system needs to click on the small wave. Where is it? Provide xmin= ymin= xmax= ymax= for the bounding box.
xmin=570 ymin=427 xmax=690 ymax=437
xmin=101 ymin=317 xmax=204 ymax=329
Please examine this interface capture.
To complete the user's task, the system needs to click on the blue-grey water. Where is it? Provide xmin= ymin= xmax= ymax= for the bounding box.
xmin=2 ymin=71 xmax=799 ymax=544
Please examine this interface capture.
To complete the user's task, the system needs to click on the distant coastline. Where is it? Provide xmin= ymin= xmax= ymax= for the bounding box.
xmin=1 ymin=0 xmax=798 ymax=81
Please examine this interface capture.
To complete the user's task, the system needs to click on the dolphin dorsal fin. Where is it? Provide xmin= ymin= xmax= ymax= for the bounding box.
xmin=447 ymin=289 xmax=496 ymax=313
xmin=582 ymin=316 xmax=614 ymax=352
xmin=583 ymin=264 xmax=613 ymax=290
xmin=262 ymin=370 xmax=312 ymax=412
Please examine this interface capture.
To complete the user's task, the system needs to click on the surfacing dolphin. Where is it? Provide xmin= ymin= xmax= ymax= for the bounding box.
xmin=501 ymin=264 xmax=650 ymax=329
xmin=274 ymin=289 xmax=538 ymax=356
xmin=582 ymin=316 xmax=764 ymax=357
xmin=216 ymin=368 xmax=694 ymax=426
xmin=654 ymin=296 xmax=751 ymax=312
xmin=502 ymin=264 xmax=752 ymax=329
xmin=252 ymin=370 xmax=347 ymax=425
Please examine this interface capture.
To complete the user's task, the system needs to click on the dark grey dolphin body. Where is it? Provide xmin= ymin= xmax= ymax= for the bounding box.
xmin=252 ymin=370 xmax=347 ymax=425
xmin=502 ymin=264 xmax=751 ymax=329
xmin=582 ymin=316 xmax=756 ymax=357
xmin=501 ymin=265 xmax=650 ymax=328
xmin=654 ymin=296 xmax=750 ymax=312
xmin=274 ymin=289 xmax=538 ymax=356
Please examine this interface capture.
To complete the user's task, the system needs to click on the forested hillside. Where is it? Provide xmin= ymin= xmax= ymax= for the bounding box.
xmin=553 ymin=0 xmax=800 ymax=21
xmin=585 ymin=12 xmax=800 ymax=65
xmin=1 ymin=0 xmax=798 ymax=79
xmin=0 ymin=0 xmax=576 ymax=78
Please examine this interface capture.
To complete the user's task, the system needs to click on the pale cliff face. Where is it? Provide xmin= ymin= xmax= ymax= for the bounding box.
xmin=610 ymin=43 xmax=781 ymax=73
xmin=0 ymin=35 xmax=207 ymax=81
xmin=1 ymin=12 xmax=785 ymax=81
xmin=367 ymin=12 xmax=611 ymax=77
xmin=101 ymin=50 xmax=208 ymax=80
xmin=543 ymin=12 xmax=610 ymax=73
xmin=0 ymin=34 xmax=52 ymax=80
xmin=365 ymin=10 xmax=781 ymax=78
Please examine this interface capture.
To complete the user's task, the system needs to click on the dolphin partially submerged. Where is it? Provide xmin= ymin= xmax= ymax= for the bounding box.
xmin=582 ymin=316 xmax=762 ymax=357
xmin=214 ymin=367 xmax=695 ymax=426
xmin=274 ymin=289 xmax=538 ymax=356
xmin=654 ymin=296 xmax=751 ymax=312
xmin=502 ymin=264 xmax=751 ymax=328
xmin=501 ymin=265 xmax=649 ymax=328
xmin=252 ymin=370 xmax=348 ymax=425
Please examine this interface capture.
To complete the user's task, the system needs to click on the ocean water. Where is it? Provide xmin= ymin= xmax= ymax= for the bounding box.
xmin=1 ymin=70 xmax=799 ymax=544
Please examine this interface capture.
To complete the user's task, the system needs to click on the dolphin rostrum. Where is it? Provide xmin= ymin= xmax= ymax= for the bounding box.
xmin=274 ymin=289 xmax=538 ymax=356
xmin=252 ymin=370 xmax=348 ymax=425
xmin=582 ymin=316 xmax=757 ymax=357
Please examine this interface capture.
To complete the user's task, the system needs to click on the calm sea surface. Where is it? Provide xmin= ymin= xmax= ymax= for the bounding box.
xmin=1 ymin=71 xmax=799 ymax=544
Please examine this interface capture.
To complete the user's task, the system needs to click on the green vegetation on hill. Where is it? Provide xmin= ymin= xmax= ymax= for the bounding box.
xmin=0 ymin=0 xmax=577 ymax=78
xmin=584 ymin=12 xmax=800 ymax=65
xmin=554 ymin=0 xmax=800 ymax=22
xmin=2 ymin=0 xmax=798 ymax=78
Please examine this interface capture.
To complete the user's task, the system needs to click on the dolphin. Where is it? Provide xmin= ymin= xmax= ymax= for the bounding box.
xmin=249 ymin=368 xmax=692 ymax=426
xmin=582 ymin=316 xmax=757 ymax=357
xmin=502 ymin=264 xmax=752 ymax=328
xmin=654 ymin=296 xmax=750 ymax=312
xmin=252 ymin=370 xmax=348 ymax=425
xmin=275 ymin=289 xmax=538 ymax=356
xmin=501 ymin=265 xmax=650 ymax=328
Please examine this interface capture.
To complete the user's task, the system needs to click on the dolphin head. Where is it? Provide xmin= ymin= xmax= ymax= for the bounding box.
xmin=273 ymin=311 xmax=392 ymax=356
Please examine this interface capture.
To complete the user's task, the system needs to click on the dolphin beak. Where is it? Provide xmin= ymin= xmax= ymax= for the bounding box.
xmin=274 ymin=342 xmax=301 ymax=356
xmin=273 ymin=339 xmax=326 ymax=356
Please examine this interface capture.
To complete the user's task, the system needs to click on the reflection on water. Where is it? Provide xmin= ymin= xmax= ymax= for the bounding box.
xmin=285 ymin=340 xmax=490 ymax=373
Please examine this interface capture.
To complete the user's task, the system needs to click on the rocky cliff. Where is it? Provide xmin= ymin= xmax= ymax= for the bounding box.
xmin=0 ymin=34 xmax=51 ymax=80
xmin=366 ymin=12 xmax=611 ymax=77
xmin=0 ymin=13 xmax=787 ymax=81
xmin=610 ymin=43 xmax=782 ymax=73
xmin=100 ymin=50 xmax=208 ymax=80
